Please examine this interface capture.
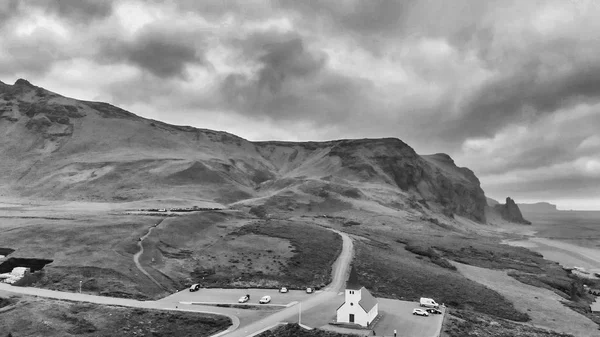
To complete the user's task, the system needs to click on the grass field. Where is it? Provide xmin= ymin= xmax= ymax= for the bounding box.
xmin=228 ymin=220 xmax=343 ymax=288
xmin=442 ymin=309 xmax=574 ymax=337
xmin=0 ymin=213 xmax=168 ymax=299
xmin=138 ymin=214 xmax=343 ymax=290
xmin=452 ymin=262 xmax=598 ymax=336
xmin=0 ymin=293 xmax=231 ymax=337
xmin=352 ymin=239 xmax=530 ymax=321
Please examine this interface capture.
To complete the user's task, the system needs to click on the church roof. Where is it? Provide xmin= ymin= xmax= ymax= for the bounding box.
xmin=358 ymin=287 xmax=378 ymax=312
xmin=346 ymin=267 xmax=361 ymax=290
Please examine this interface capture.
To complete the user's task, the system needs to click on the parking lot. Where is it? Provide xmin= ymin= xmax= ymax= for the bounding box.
xmin=160 ymin=287 xmax=316 ymax=307
xmin=371 ymin=298 xmax=445 ymax=337
xmin=290 ymin=294 xmax=445 ymax=337
xmin=160 ymin=288 xmax=445 ymax=337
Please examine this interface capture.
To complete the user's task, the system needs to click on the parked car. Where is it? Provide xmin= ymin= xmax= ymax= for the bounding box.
xmin=306 ymin=287 xmax=314 ymax=294
xmin=412 ymin=308 xmax=429 ymax=316
xmin=238 ymin=294 xmax=250 ymax=303
xmin=279 ymin=287 xmax=288 ymax=293
xmin=259 ymin=295 xmax=271 ymax=304
xmin=426 ymin=308 xmax=442 ymax=314
xmin=419 ymin=297 xmax=439 ymax=308
xmin=189 ymin=284 xmax=200 ymax=292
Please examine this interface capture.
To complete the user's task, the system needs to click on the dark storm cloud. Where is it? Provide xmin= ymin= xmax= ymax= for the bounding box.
xmin=447 ymin=58 xmax=600 ymax=142
xmin=237 ymin=33 xmax=327 ymax=93
xmin=218 ymin=31 xmax=373 ymax=123
xmin=277 ymin=0 xmax=496 ymax=54
xmin=25 ymin=0 xmax=114 ymax=22
xmin=478 ymin=143 xmax=577 ymax=176
xmin=0 ymin=0 xmax=18 ymax=26
xmin=0 ymin=29 xmax=68 ymax=76
xmin=98 ymin=24 xmax=210 ymax=79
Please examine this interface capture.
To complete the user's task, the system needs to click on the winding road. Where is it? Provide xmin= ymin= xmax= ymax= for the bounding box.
xmin=133 ymin=220 xmax=165 ymax=290
xmin=0 ymin=227 xmax=354 ymax=337
xmin=223 ymin=228 xmax=353 ymax=337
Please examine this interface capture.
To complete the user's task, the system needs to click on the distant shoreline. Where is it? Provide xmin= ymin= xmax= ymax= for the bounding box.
xmin=504 ymin=237 xmax=600 ymax=272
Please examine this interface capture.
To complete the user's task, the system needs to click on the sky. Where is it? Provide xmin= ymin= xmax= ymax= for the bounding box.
xmin=1 ymin=0 xmax=599 ymax=210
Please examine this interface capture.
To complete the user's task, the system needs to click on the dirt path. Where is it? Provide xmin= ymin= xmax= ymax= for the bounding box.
xmin=133 ymin=219 xmax=166 ymax=290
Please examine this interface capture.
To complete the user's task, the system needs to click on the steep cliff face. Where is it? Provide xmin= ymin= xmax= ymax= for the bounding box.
xmin=1 ymin=79 xmax=489 ymax=223
xmin=494 ymin=197 xmax=532 ymax=225
xmin=256 ymin=140 xmax=488 ymax=223
xmin=421 ymin=153 xmax=487 ymax=223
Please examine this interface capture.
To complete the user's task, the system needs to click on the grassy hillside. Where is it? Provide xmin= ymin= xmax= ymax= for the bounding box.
xmin=139 ymin=214 xmax=343 ymax=290
xmin=0 ymin=294 xmax=231 ymax=337
xmin=1 ymin=79 xmax=488 ymax=223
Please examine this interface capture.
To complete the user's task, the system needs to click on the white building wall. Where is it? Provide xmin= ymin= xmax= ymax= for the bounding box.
xmin=337 ymin=303 xmax=369 ymax=326
xmin=336 ymin=289 xmax=370 ymax=326
xmin=366 ymin=303 xmax=379 ymax=324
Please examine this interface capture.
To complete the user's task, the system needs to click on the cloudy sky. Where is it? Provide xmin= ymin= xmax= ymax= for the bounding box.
xmin=1 ymin=0 xmax=599 ymax=210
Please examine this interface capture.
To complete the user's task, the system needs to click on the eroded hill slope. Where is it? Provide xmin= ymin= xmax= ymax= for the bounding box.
xmin=0 ymin=79 xmax=487 ymax=222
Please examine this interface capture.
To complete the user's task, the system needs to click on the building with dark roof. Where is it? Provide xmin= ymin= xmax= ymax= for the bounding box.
xmin=336 ymin=268 xmax=379 ymax=327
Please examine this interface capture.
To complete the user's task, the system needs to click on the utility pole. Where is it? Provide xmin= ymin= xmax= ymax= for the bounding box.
xmin=299 ymin=302 xmax=302 ymax=325
xmin=79 ymin=280 xmax=82 ymax=293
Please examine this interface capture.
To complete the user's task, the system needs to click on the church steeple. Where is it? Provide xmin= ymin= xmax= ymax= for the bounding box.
xmin=346 ymin=267 xmax=361 ymax=290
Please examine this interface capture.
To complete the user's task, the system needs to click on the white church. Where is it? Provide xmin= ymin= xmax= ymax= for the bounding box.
xmin=336 ymin=268 xmax=379 ymax=327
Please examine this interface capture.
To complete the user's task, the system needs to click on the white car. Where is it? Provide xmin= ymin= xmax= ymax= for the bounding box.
xmin=412 ymin=308 xmax=429 ymax=316
xmin=259 ymin=295 xmax=271 ymax=304
xmin=189 ymin=284 xmax=200 ymax=292
xmin=306 ymin=287 xmax=314 ymax=294
xmin=238 ymin=294 xmax=250 ymax=303
xmin=279 ymin=287 xmax=288 ymax=293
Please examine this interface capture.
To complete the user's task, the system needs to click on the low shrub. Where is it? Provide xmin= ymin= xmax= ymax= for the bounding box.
xmin=354 ymin=241 xmax=530 ymax=322
xmin=258 ymin=323 xmax=359 ymax=337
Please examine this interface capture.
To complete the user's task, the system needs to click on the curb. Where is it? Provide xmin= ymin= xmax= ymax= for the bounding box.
xmin=182 ymin=301 xmax=289 ymax=308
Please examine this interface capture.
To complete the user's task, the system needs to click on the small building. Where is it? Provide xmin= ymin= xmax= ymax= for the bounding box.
xmin=336 ymin=268 xmax=378 ymax=327
xmin=0 ymin=267 xmax=30 ymax=284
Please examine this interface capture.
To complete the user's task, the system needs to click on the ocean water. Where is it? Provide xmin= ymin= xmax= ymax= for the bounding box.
xmin=521 ymin=210 xmax=600 ymax=249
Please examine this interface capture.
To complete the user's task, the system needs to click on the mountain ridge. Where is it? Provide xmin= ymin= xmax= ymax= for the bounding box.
xmin=1 ymin=78 xmax=488 ymax=222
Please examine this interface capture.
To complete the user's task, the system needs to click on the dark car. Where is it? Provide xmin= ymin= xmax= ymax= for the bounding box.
xmin=426 ymin=308 xmax=442 ymax=314
xmin=189 ymin=284 xmax=200 ymax=292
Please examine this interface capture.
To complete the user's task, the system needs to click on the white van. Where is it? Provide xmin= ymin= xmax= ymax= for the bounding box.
xmin=419 ymin=297 xmax=439 ymax=308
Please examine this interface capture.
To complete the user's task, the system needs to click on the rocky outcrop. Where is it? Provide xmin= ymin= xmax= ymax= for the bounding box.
xmin=494 ymin=197 xmax=531 ymax=224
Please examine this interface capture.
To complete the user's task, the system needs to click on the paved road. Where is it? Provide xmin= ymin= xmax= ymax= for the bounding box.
xmin=0 ymin=282 xmax=241 ymax=335
xmin=222 ymin=228 xmax=354 ymax=337
xmin=0 ymin=227 xmax=354 ymax=337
